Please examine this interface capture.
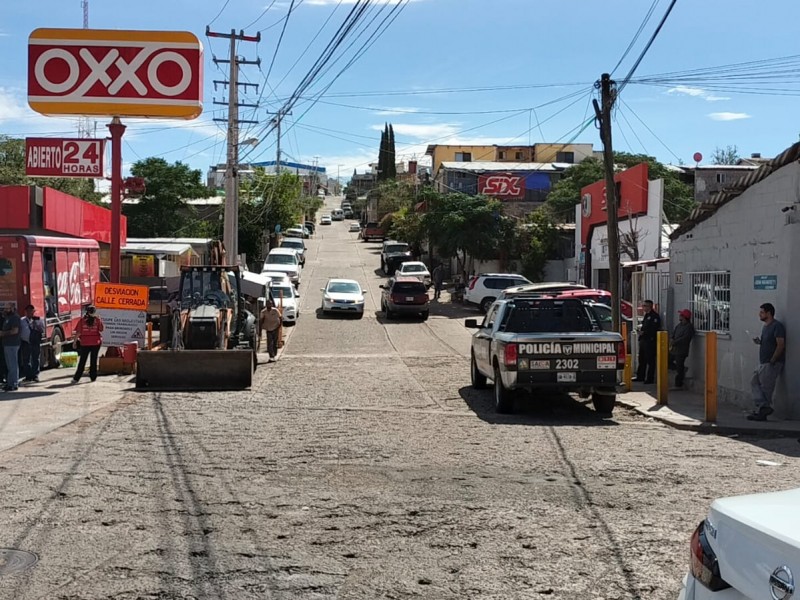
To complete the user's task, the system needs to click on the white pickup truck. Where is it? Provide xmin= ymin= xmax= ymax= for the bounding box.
xmin=465 ymin=297 xmax=625 ymax=414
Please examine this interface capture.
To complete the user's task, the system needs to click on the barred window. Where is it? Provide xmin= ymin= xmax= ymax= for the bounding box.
xmin=688 ymin=271 xmax=730 ymax=333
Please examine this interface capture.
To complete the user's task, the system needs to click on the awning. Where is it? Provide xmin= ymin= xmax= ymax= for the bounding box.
xmin=622 ymin=257 xmax=669 ymax=268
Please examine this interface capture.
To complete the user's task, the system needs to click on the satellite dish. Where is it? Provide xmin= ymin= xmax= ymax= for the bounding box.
xmin=693 ymin=152 xmax=703 ymax=164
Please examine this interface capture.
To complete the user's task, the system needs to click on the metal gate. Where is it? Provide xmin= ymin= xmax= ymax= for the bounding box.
xmin=629 ymin=269 xmax=671 ymax=370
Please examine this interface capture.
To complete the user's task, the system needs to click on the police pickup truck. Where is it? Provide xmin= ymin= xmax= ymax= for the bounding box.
xmin=465 ymin=297 xmax=625 ymax=415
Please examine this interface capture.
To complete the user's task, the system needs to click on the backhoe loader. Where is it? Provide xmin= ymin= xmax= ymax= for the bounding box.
xmin=135 ymin=264 xmax=258 ymax=391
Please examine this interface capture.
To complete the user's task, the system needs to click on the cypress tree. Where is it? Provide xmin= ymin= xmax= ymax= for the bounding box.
xmin=388 ymin=124 xmax=396 ymax=179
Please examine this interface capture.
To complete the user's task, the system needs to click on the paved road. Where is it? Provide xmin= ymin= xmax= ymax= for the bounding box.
xmin=1 ymin=196 xmax=799 ymax=599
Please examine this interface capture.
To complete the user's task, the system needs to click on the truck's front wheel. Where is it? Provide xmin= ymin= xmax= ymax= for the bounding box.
xmin=471 ymin=353 xmax=486 ymax=389
xmin=592 ymin=392 xmax=616 ymax=415
xmin=493 ymin=367 xmax=513 ymax=414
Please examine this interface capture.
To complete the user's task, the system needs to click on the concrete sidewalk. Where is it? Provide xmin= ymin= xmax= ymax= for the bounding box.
xmin=618 ymin=382 xmax=800 ymax=437
xmin=0 ymin=365 xmax=134 ymax=453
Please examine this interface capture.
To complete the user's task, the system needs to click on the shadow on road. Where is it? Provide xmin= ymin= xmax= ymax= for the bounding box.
xmin=314 ymin=308 xmax=363 ymax=320
xmin=0 ymin=390 xmax=58 ymax=399
xmin=458 ymin=385 xmax=619 ymax=427
xmin=374 ymin=310 xmax=427 ymax=324
xmin=429 ymin=298 xmax=479 ymax=320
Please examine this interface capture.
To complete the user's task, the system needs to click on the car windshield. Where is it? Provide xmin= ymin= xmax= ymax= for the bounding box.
xmin=272 ymin=285 xmax=294 ymax=299
xmin=328 ymin=282 xmax=360 ymax=294
xmin=588 ymin=304 xmax=613 ymax=331
xmin=386 ymin=244 xmax=409 ymax=254
xmin=267 ymin=254 xmax=297 ymax=265
xmin=281 ymin=240 xmax=303 ymax=249
xmin=501 ymin=300 xmax=594 ymax=333
xmin=402 ymin=264 xmax=426 ymax=273
xmin=393 ymin=282 xmax=426 ymax=294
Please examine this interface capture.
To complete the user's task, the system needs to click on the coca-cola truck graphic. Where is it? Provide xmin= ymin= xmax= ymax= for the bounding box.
xmin=0 ymin=235 xmax=100 ymax=367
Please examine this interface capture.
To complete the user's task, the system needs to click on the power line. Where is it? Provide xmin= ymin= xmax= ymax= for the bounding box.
xmin=618 ymin=0 xmax=679 ymax=92
xmin=611 ymin=0 xmax=660 ymax=75
xmin=243 ymin=0 xmax=280 ymax=30
xmin=207 ymin=0 xmax=231 ymax=26
xmin=618 ymin=97 xmax=681 ymax=163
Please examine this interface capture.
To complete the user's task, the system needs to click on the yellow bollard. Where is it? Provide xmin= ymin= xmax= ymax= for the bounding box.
xmin=657 ymin=330 xmax=669 ymax=405
xmin=621 ymin=322 xmax=632 ymax=391
xmin=146 ymin=321 xmax=153 ymax=350
xmin=705 ymin=332 xmax=718 ymax=422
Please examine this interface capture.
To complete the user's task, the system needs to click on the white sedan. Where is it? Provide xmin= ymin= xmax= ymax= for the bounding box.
xmin=348 ymin=221 xmax=361 ymax=233
xmin=320 ymin=279 xmax=365 ymax=318
xmin=394 ymin=261 xmax=431 ymax=288
xmin=678 ymin=486 xmax=800 ymax=599
xmin=271 ymin=281 xmax=300 ymax=324
xmin=320 ymin=215 xmax=332 ymax=225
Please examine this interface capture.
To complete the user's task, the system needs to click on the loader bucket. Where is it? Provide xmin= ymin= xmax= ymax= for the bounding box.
xmin=135 ymin=349 xmax=255 ymax=391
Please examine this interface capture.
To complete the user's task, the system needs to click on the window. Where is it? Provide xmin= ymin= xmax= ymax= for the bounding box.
xmin=498 ymin=151 xmax=506 ymax=159
xmin=455 ymin=152 xmax=472 ymax=162
xmin=515 ymin=151 xmax=524 ymax=160
xmin=556 ymin=151 xmax=575 ymax=163
xmin=483 ymin=305 xmax=499 ymax=329
xmin=716 ymin=173 xmax=726 ymax=184
xmin=688 ymin=271 xmax=730 ymax=333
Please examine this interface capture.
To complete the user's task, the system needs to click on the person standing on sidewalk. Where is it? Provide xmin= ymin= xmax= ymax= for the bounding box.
xmin=0 ymin=303 xmax=21 ymax=391
xmin=72 ymin=306 xmax=104 ymax=384
xmin=670 ymin=309 xmax=695 ymax=388
xmin=748 ymin=302 xmax=785 ymax=421
xmin=259 ymin=300 xmax=282 ymax=363
xmin=20 ymin=304 xmax=45 ymax=383
xmin=432 ymin=263 xmax=445 ymax=301
xmin=635 ymin=300 xmax=661 ymax=384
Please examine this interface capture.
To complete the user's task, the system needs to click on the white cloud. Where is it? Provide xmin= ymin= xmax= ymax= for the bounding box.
xmin=708 ymin=112 xmax=751 ymax=121
xmin=0 ymin=87 xmax=27 ymax=122
xmin=668 ymin=85 xmax=730 ymax=102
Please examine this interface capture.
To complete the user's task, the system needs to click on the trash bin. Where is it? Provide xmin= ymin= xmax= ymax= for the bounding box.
xmin=122 ymin=342 xmax=138 ymax=365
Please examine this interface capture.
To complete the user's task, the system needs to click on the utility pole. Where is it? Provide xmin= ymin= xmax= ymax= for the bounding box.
xmin=268 ymin=109 xmax=291 ymax=174
xmin=593 ymin=73 xmax=622 ymax=332
xmin=207 ymin=27 xmax=261 ymax=265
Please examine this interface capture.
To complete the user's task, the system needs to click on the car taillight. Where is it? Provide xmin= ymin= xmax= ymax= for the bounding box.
xmin=617 ymin=341 xmax=626 ymax=368
xmin=468 ymin=276 xmax=479 ymax=290
xmin=391 ymin=293 xmax=404 ymax=303
xmin=690 ymin=521 xmax=730 ymax=592
xmin=417 ymin=294 xmax=428 ymax=303
xmin=504 ymin=343 xmax=517 ymax=367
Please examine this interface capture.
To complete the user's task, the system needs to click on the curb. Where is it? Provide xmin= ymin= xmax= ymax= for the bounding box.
xmin=616 ymin=397 xmax=800 ymax=438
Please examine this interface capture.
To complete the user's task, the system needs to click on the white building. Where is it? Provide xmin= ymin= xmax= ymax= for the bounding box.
xmin=669 ymin=141 xmax=800 ymax=417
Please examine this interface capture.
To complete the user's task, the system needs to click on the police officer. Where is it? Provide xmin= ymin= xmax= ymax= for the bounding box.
xmin=636 ymin=299 xmax=662 ymax=384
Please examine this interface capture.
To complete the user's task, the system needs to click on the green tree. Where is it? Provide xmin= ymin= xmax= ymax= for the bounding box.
xmin=519 ymin=207 xmax=559 ymax=282
xmin=711 ymin=144 xmax=740 ymax=165
xmin=0 ymin=135 xmax=102 ymax=203
xmin=387 ymin=123 xmax=397 ymax=179
xmin=123 ymin=157 xmax=210 ymax=237
xmin=545 ymin=152 xmax=694 ymax=224
xmin=239 ymin=169 xmax=303 ymax=261
xmin=423 ymin=193 xmax=504 ymax=275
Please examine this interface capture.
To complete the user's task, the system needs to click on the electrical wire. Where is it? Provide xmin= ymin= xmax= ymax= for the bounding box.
xmin=207 ymin=0 xmax=231 ymax=27
xmin=618 ymin=97 xmax=681 ymax=163
xmin=265 ymin=0 xmax=297 ymax=85
xmin=618 ymin=0 xmax=679 ymax=93
xmin=243 ymin=0 xmax=280 ymax=30
xmin=611 ymin=0 xmax=660 ymax=75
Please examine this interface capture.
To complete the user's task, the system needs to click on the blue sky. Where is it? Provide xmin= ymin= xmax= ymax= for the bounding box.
xmin=2 ymin=0 xmax=800 ymax=185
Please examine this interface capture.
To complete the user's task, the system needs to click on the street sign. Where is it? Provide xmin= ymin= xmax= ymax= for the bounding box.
xmin=97 ymin=309 xmax=147 ymax=347
xmin=94 ymin=283 xmax=148 ymax=311
xmin=25 ymin=137 xmax=105 ymax=178
xmin=28 ymin=28 xmax=203 ymax=119
xmin=754 ymin=275 xmax=777 ymax=291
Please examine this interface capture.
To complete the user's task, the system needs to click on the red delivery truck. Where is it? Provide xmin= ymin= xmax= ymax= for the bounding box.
xmin=0 ymin=235 xmax=100 ymax=368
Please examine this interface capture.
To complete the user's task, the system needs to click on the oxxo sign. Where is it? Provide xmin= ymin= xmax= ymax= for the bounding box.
xmin=28 ymin=28 xmax=203 ymax=119
xmin=26 ymin=138 xmax=105 ymax=178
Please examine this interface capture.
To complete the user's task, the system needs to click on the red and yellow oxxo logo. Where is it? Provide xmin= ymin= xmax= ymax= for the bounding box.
xmin=28 ymin=28 xmax=203 ymax=119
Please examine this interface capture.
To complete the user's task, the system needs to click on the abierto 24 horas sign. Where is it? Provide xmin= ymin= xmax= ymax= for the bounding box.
xmin=28 ymin=28 xmax=203 ymax=119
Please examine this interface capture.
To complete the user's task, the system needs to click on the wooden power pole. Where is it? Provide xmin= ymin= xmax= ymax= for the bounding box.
xmin=593 ymin=73 xmax=622 ymax=332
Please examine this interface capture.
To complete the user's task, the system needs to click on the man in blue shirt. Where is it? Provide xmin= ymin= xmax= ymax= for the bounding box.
xmin=748 ymin=302 xmax=786 ymax=421
xmin=0 ymin=303 xmax=21 ymax=391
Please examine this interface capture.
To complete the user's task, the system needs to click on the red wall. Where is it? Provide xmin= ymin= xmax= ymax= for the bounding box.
xmin=580 ymin=163 xmax=649 ymax=245
xmin=0 ymin=186 xmax=32 ymax=228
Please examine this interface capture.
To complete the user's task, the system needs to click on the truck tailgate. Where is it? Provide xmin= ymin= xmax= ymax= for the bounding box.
xmin=513 ymin=338 xmax=621 ymax=385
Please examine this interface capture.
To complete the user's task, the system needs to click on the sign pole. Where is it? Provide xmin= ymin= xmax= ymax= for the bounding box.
xmin=108 ymin=117 xmax=126 ymax=283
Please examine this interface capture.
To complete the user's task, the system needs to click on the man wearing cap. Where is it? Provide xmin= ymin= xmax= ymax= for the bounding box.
xmin=670 ymin=309 xmax=695 ymax=388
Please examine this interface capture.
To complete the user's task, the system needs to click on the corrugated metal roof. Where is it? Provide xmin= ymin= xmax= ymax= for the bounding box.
xmin=439 ymin=161 xmax=558 ymax=172
xmin=123 ymin=242 xmax=193 ymax=254
xmin=671 ymin=141 xmax=800 ymax=240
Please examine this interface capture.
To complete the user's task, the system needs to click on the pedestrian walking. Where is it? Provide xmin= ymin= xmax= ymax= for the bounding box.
xmin=72 ymin=306 xmax=104 ymax=384
xmin=0 ymin=303 xmax=21 ymax=391
xmin=670 ymin=309 xmax=695 ymax=388
xmin=260 ymin=300 xmax=282 ymax=362
xmin=432 ymin=263 xmax=445 ymax=301
xmin=748 ymin=302 xmax=785 ymax=421
xmin=20 ymin=304 xmax=45 ymax=383
xmin=635 ymin=299 xmax=661 ymax=384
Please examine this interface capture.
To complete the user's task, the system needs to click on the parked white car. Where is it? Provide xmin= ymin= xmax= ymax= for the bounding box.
xmin=394 ymin=261 xmax=431 ymax=288
xmin=463 ymin=273 xmax=532 ymax=313
xmin=320 ymin=278 xmax=365 ymax=318
xmin=320 ymin=214 xmax=332 ymax=225
xmin=348 ymin=222 xmax=361 ymax=233
xmin=678 ymin=486 xmax=800 ymax=599
xmin=271 ymin=280 xmax=300 ymax=324
xmin=261 ymin=248 xmax=302 ymax=286
xmin=280 ymin=237 xmax=306 ymax=265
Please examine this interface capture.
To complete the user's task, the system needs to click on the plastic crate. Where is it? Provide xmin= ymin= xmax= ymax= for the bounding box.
xmin=60 ymin=352 xmax=78 ymax=368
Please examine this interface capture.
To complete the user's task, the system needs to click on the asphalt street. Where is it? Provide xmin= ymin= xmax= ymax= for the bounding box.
xmin=1 ymin=196 xmax=799 ymax=599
